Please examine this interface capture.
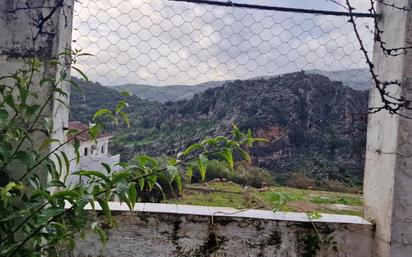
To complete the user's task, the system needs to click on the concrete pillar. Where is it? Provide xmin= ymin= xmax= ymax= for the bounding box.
xmin=0 ymin=0 xmax=74 ymax=182
xmin=363 ymin=1 xmax=412 ymax=256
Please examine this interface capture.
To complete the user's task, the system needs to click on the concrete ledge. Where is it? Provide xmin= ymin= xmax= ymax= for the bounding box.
xmin=85 ymin=202 xmax=371 ymax=225
xmin=69 ymin=202 xmax=373 ymax=257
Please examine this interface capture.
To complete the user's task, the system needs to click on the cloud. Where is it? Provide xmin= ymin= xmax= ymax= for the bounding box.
xmin=72 ymin=0 xmax=373 ymax=86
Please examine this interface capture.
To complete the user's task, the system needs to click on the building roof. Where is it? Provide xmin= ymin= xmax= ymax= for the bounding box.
xmin=68 ymin=121 xmax=112 ymax=142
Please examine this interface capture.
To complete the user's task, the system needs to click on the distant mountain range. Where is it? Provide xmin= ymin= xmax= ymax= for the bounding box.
xmin=110 ymin=68 xmax=371 ymax=103
xmin=112 ymin=81 xmax=226 ymax=103
xmin=70 ymin=70 xmax=368 ymax=186
xmin=306 ymin=68 xmax=371 ymax=91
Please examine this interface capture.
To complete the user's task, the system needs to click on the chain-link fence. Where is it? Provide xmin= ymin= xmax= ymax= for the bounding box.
xmin=72 ymin=0 xmax=373 ymax=102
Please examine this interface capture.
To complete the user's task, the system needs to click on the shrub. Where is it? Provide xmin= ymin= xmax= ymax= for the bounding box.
xmin=284 ymin=172 xmax=315 ymax=189
xmin=318 ymin=180 xmax=362 ymax=193
xmin=189 ymin=160 xmax=230 ymax=183
xmin=187 ymin=160 xmax=275 ymax=188
xmin=229 ymin=162 xmax=276 ymax=188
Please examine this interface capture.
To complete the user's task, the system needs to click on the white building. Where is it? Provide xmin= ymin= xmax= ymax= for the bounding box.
xmin=66 ymin=121 xmax=121 ymax=185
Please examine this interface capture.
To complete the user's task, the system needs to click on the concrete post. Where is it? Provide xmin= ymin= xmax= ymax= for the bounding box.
xmin=0 ymin=0 xmax=74 ymax=182
xmin=363 ymin=1 xmax=412 ymax=256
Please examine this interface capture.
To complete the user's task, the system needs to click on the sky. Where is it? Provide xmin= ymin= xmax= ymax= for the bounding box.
xmin=72 ymin=0 xmax=373 ymax=86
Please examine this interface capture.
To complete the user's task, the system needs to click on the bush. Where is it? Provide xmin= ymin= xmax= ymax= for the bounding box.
xmin=318 ymin=180 xmax=362 ymax=193
xmin=189 ymin=160 xmax=230 ymax=183
xmin=229 ymin=162 xmax=276 ymax=188
xmin=284 ymin=172 xmax=315 ymax=189
xmin=187 ymin=160 xmax=275 ymax=188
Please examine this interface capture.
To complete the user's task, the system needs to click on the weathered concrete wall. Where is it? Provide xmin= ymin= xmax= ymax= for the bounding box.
xmin=0 ymin=0 xmax=74 ymax=182
xmin=363 ymin=1 xmax=412 ymax=257
xmin=70 ymin=203 xmax=373 ymax=257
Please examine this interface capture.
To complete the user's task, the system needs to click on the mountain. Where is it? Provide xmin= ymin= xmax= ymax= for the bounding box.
xmin=111 ymin=81 xmax=225 ymax=103
xmin=109 ymin=69 xmax=371 ymax=104
xmin=69 ymin=78 xmax=160 ymax=129
xmin=307 ymin=68 xmax=371 ymax=91
xmin=70 ymin=72 xmax=368 ymax=186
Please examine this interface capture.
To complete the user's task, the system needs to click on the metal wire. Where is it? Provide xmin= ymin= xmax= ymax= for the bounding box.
xmin=72 ymin=0 xmax=374 ymax=102
xmin=169 ymin=0 xmax=378 ymax=18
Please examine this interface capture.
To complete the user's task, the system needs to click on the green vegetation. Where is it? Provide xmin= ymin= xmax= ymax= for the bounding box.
xmin=167 ymin=181 xmax=363 ymax=216
xmin=70 ymin=72 xmax=368 ymax=189
xmin=0 ymin=50 xmax=263 ymax=257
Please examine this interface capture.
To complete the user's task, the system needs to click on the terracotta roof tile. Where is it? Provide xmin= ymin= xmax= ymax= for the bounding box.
xmin=68 ymin=121 xmax=111 ymax=142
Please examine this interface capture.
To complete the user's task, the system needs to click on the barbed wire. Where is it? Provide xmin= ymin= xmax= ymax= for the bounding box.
xmin=344 ymin=0 xmax=412 ymax=116
xmin=169 ymin=0 xmax=377 ymax=17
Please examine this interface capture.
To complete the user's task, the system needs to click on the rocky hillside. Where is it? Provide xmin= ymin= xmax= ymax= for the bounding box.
xmin=69 ymin=78 xmax=159 ymax=130
xmin=70 ymin=72 xmax=368 ymax=185
xmin=112 ymin=81 xmax=225 ymax=103
xmin=111 ymin=68 xmax=370 ymax=103
xmin=307 ymin=68 xmax=371 ymax=91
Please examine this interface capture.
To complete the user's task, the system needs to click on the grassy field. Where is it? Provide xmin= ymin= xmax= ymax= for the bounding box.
xmin=166 ymin=181 xmax=363 ymax=216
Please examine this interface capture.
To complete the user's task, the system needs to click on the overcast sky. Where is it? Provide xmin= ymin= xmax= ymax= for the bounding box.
xmin=72 ymin=0 xmax=373 ymax=86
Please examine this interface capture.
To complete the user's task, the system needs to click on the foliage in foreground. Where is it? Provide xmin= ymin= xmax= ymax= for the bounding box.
xmin=0 ymin=52 xmax=265 ymax=257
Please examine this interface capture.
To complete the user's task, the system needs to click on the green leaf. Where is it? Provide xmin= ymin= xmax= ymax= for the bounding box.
xmin=96 ymin=198 xmax=112 ymax=223
xmin=91 ymin=222 xmax=108 ymax=244
xmin=154 ymin=182 xmax=165 ymax=201
xmin=115 ymin=100 xmax=128 ymax=113
xmin=111 ymin=171 xmax=131 ymax=184
xmin=93 ymin=109 xmax=111 ymax=121
xmin=4 ymin=94 xmax=16 ymax=110
xmin=72 ymin=170 xmax=110 ymax=183
xmin=306 ymin=212 xmax=322 ymax=220
xmin=182 ymin=144 xmax=205 ymax=156
xmin=0 ymin=182 xmax=23 ymax=207
xmin=115 ymin=181 xmax=130 ymax=206
xmin=66 ymin=79 xmax=83 ymax=93
xmin=232 ymin=124 xmax=243 ymax=141
xmin=174 ymin=175 xmax=182 ymax=193
xmin=197 ymin=155 xmax=208 ymax=181
xmin=185 ymin=166 xmax=193 ymax=182
xmin=0 ymin=109 xmax=9 ymax=121
xmin=52 ymin=190 xmax=79 ymax=200
xmin=25 ymin=104 xmax=40 ymax=117
xmin=88 ymin=124 xmax=100 ymax=141
xmin=128 ymin=183 xmax=137 ymax=210
xmin=39 ymin=138 xmax=60 ymax=151
xmin=47 ymin=180 xmax=66 ymax=188
xmin=72 ymin=66 xmax=89 ymax=82
xmin=67 ymin=128 xmax=80 ymax=138
xmin=54 ymin=87 xmax=68 ymax=97
xmin=44 ymin=117 xmax=54 ymax=135
xmin=238 ymin=148 xmax=251 ymax=163
xmin=54 ymin=152 xmax=63 ymax=178
xmin=219 ymin=149 xmax=234 ymax=172
xmin=73 ymin=140 xmax=81 ymax=165
xmin=253 ymin=137 xmax=270 ymax=143
xmin=138 ymin=178 xmax=145 ymax=191
xmin=146 ymin=175 xmax=157 ymax=191
xmin=135 ymin=155 xmax=159 ymax=168
xmin=101 ymin=163 xmax=111 ymax=174
xmin=30 ymin=189 xmax=51 ymax=200
xmin=15 ymin=150 xmax=33 ymax=167
xmin=60 ymin=151 xmax=71 ymax=183
xmin=40 ymin=77 xmax=55 ymax=87
xmin=119 ymin=111 xmax=130 ymax=128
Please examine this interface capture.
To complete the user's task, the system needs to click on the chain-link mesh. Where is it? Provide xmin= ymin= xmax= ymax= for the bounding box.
xmin=72 ymin=0 xmax=373 ymax=102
